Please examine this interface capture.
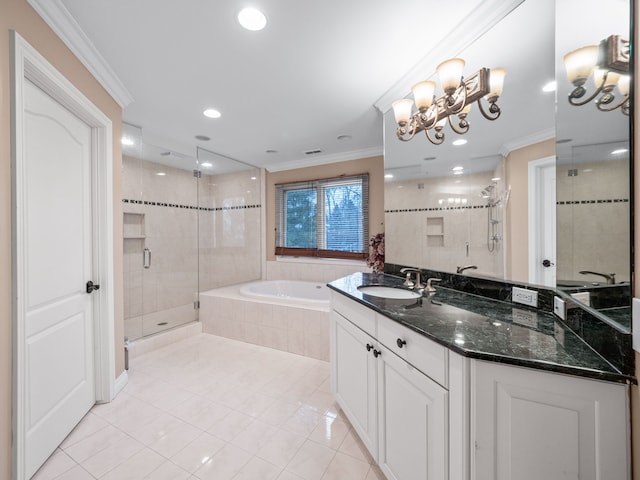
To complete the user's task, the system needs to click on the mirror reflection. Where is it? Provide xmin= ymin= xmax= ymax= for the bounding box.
xmin=382 ymin=0 xmax=632 ymax=331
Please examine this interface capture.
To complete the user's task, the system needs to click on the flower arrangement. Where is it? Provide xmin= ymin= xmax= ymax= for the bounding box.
xmin=367 ymin=232 xmax=385 ymax=273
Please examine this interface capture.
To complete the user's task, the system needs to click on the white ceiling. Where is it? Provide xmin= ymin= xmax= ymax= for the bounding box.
xmin=29 ymin=0 xmax=630 ymax=176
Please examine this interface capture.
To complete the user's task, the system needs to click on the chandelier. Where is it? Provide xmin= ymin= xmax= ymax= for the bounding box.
xmin=391 ymin=58 xmax=506 ymax=145
xmin=563 ymin=35 xmax=630 ymax=115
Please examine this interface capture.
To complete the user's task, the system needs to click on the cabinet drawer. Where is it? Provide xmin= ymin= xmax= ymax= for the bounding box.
xmin=377 ymin=314 xmax=448 ymax=387
xmin=331 ymin=291 xmax=376 ymax=336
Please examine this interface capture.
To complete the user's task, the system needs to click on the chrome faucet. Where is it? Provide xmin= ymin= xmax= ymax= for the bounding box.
xmin=456 ymin=265 xmax=478 ymax=274
xmin=400 ymin=267 xmax=424 ymax=290
xmin=425 ymin=277 xmax=442 ymax=293
xmin=579 ymin=270 xmax=616 ymax=285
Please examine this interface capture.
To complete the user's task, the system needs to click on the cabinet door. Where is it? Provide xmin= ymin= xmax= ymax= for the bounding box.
xmin=378 ymin=345 xmax=448 ymax=480
xmin=473 ymin=361 xmax=630 ymax=480
xmin=331 ymin=311 xmax=378 ymax=458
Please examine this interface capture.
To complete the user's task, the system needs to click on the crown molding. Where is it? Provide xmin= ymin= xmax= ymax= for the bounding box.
xmin=373 ymin=0 xmax=525 ymax=114
xmin=265 ymin=146 xmax=383 ymax=172
xmin=27 ymin=0 xmax=134 ymax=108
xmin=499 ymin=127 xmax=556 ymax=157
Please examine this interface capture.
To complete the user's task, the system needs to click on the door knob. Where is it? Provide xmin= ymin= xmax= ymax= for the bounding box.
xmin=86 ymin=280 xmax=100 ymax=294
xmin=542 ymin=259 xmax=555 ymax=268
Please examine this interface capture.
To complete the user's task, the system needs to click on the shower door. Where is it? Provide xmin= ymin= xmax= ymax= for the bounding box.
xmin=122 ymin=129 xmax=200 ymax=340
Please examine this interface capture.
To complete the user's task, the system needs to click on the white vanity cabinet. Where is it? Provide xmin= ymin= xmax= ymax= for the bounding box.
xmin=330 ymin=290 xmax=631 ymax=480
xmin=331 ymin=292 xmax=449 ymax=480
xmin=472 ymin=360 xmax=630 ymax=480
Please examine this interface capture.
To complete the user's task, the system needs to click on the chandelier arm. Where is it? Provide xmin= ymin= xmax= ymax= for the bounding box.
xmin=425 ymin=127 xmax=445 ymax=145
xmin=448 ymin=114 xmax=470 ymax=134
xmin=447 ymin=82 xmax=468 ymax=115
xmin=396 ymin=118 xmax=419 ymax=142
xmin=477 ymin=98 xmax=501 ymax=121
xmin=596 ymin=94 xmax=629 ymax=113
xmin=568 ymin=83 xmax=606 ymax=107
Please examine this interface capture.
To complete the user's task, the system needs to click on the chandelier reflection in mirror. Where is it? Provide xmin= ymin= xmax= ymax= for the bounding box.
xmin=391 ymin=58 xmax=505 ymax=145
xmin=563 ymin=35 xmax=630 ymax=115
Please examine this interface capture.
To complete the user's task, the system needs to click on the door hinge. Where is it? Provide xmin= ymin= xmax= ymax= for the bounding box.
xmin=193 ymin=169 xmax=202 ymax=178
xmin=194 ymin=300 xmax=200 ymax=309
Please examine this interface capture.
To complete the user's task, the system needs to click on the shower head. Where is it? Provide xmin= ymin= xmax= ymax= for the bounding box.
xmin=481 ymin=184 xmax=495 ymax=198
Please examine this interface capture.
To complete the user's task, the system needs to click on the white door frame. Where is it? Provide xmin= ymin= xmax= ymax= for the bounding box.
xmin=527 ymin=155 xmax=556 ymax=286
xmin=11 ymin=31 xmax=119 ymax=479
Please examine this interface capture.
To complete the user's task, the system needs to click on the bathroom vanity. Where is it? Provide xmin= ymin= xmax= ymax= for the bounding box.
xmin=329 ymin=272 xmax=631 ymax=480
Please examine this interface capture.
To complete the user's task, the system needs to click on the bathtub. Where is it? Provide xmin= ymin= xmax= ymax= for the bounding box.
xmin=200 ymin=280 xmax=330 ymax=361
xmin=240 ymin=280 xmax=330 ymax=306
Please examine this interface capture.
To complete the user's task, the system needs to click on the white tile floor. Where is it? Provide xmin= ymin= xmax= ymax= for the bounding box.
xmin=33 ymin=333 xmax=385 ymax=480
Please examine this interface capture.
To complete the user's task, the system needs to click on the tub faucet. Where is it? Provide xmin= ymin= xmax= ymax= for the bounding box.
xmin=400 ymin=267 xmax=424 ymax=290
xmin=456 ymin=265 xmax=478 ymax=274
xmin=579 ymin=270 xmax=616 ymax=285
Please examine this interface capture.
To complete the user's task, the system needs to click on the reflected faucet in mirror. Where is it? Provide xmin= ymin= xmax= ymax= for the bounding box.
xmin=579 ymin=270 xmax=616 ymax=285
xmin=457 ymin=265 xmax=478 ymax=274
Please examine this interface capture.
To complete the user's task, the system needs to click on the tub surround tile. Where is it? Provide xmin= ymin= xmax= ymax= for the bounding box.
xmin=329 ymin=272 xmax=634 ymax=383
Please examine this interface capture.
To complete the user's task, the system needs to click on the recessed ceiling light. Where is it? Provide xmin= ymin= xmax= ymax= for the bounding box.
xmin=195 ymin=135 xmax=211 ymax=141
xmin=452 ymin=166 xmax=464 ymax=171
xmin=250 ymin=176 xmax=257 ymax=180
xmin=542 ymin=81 xmax=557 ymax=92
xmin=611 ymin=148 xmax=628 ymax=155
xmin=121 ymin=137 xmax=135 ymax=146
xmin=452 ymin=139 xmax=467 ymax=146
xmin=491 ymin=177 xmax=501 ymax=182
xmin=200 ymin=162 xmax=213 ymax=167
xmin=156 ymin=172 xmax=166 ymax=176
xmin=453 ymin=171 xmax=464 ymax=175
xmin=238 ymin=7 xmax=267 ymax=31
xmin=384 ymin=174 xmax=394 ymax=179
xmin=203 ymin=108 xmax=221 ymax=119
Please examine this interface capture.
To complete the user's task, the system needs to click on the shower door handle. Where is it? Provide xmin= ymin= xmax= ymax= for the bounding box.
xmin=143 ymin=248 xmax=151 ymax=269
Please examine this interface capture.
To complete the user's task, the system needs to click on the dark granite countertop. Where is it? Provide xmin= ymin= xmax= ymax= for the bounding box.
xmin=328 ymin=272 xmax=633 ymax=384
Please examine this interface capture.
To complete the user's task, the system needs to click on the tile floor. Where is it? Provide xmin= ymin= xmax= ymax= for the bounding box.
xmin=33 ymin=333 xmax=385 ymax=480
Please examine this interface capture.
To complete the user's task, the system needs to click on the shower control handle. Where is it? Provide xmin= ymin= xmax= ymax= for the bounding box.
xmin=86 ymin=280 xmax=100 ymax=294
xmin=143 ymin=248 xmax=151 ymax=269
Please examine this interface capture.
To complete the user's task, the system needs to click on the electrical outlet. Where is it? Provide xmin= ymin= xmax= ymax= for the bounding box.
xmin=512 ymin=308 xmax=537 ymax=328
xmin=512 ymin=286 xmax=538 ymax=308
xmin=554 ymin=296 xmax=566 ymax=320
xmin=570 ymin=291 xmax=590 ymax=306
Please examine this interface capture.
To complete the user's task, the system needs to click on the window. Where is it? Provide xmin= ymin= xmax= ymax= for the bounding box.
xmin=275 ymin=174 xmax=369 ymax=259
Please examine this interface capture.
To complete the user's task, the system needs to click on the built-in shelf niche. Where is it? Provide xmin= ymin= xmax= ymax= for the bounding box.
xmin=123 ymin=212 xmax=146 ymax=240
xmin=426 ymin=216 xmax=444 ymax=247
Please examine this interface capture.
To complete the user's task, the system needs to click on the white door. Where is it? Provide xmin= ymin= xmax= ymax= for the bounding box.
xmin=21 ymin=79 xmax=96 ymax=478
xmin=528 ymin=157 xmax=556 ymax=286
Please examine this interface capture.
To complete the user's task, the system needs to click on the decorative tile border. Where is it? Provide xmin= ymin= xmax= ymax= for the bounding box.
xmin=122 ymin=198 xmax=261 ymax=212
xmin=385 ymin=205 xmax=489 ymax=213
xmin=557 ymin=198 xmax=629 ymax=205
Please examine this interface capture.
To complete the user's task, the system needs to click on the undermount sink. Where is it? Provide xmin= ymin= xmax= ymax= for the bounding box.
xmin=357 ymin=285 xmax=421 ymax=299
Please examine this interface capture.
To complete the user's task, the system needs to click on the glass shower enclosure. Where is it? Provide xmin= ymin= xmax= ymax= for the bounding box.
xmin=121 ymin=125 xmax=262 ymax=341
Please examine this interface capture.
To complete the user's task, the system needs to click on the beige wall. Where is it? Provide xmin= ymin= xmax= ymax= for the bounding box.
xmin=0 ymin=0 xmax=124 ymax=477
xmin=504 ymin=138 xmax=556 ymax=282
xmin=265 ymin=155 xmax=385 ymax=262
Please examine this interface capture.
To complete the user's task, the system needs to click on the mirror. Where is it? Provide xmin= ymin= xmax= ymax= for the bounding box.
xmin=382 ymin=0 xmax=632 ymax=330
